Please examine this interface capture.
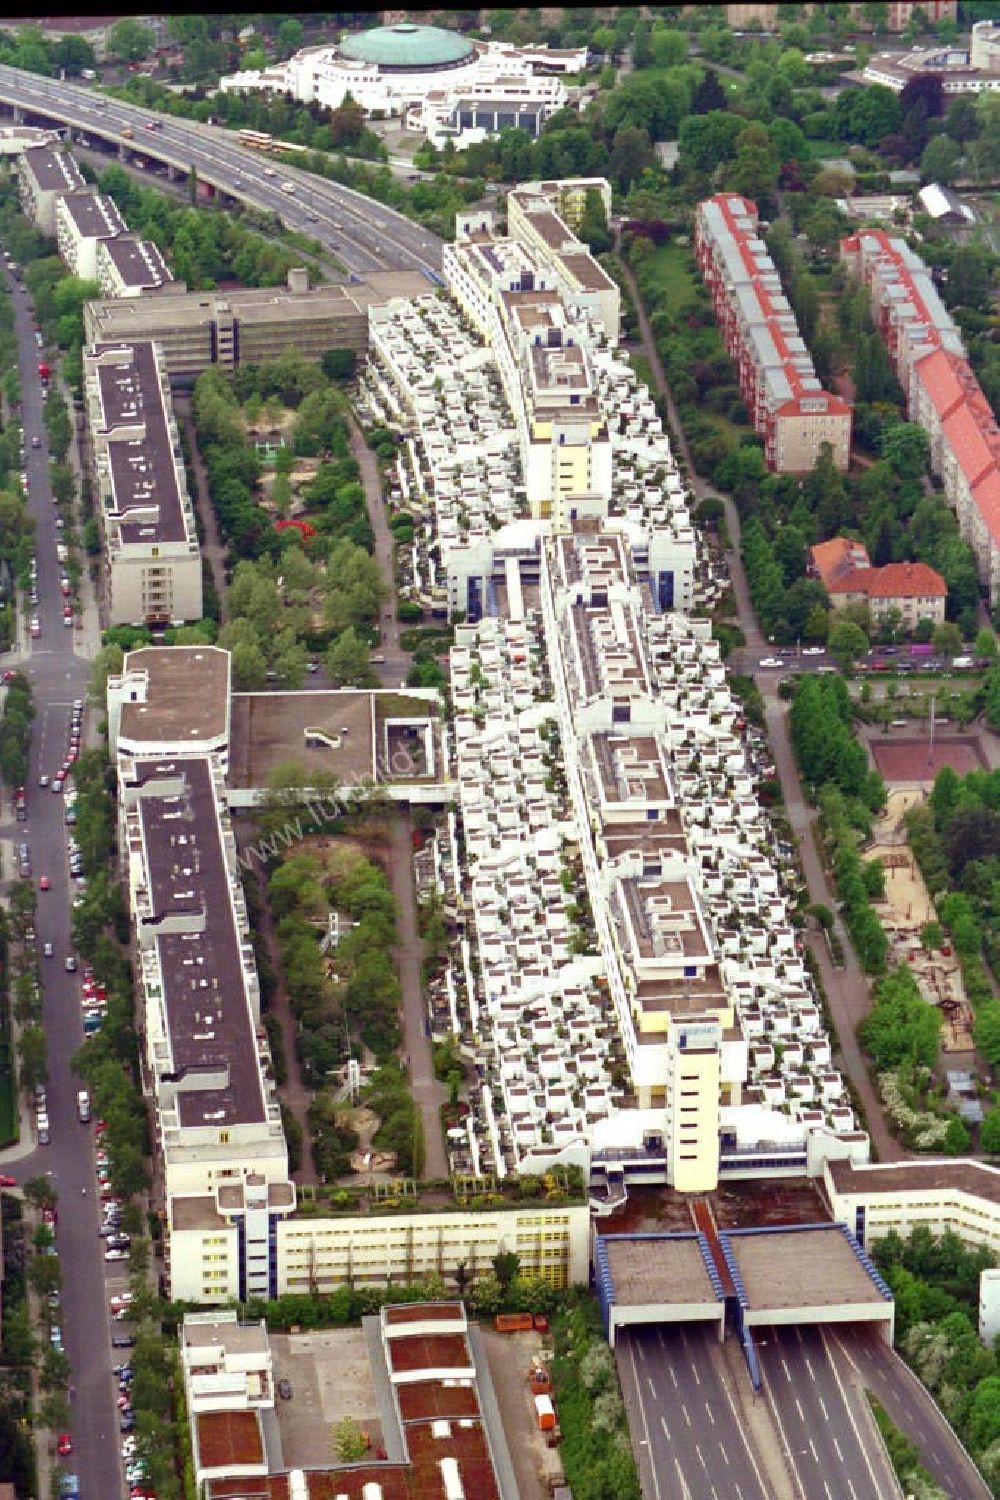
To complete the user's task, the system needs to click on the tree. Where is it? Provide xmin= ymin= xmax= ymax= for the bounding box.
xmin=321 ymin=348 xmax=357 ymax=383
xmin=107 ymin=17 xmax=154 ymax=63
xmin=325 ymin=627 xmax=376 ymax=688
xmin=828 ymin=617 xmax=869 ymax=669
xmin=974 ymin=1001 xmax=1000 ymax=1067
xmin=578 ymin=187 xmax=612 ymax=254
xmin=882 ymin=422 xmax=929 ymax=482
xmin=492 ymin=1250 xmax=520 ymax=1292
xmin=974 ymin=627 xmax=997 ymax=660
xmin=944 ymin=1115 xmax=971 ymax=1154
xmin=980 ymin=1108 xmax=1000 ymax=1156
xmin=692 ymin=67 xmax=727 ymax=116
xmin=919 ymin=133 xmax=962 ymax=185
xmin=53 ymin=34 xmax=97 ymax=74
xmin=932 ymin=621 xmax=962 ymax=657
xmin=859 ymin=966 xmax=941 ymax=1071
xmin=332 ymin=1417 xmax=368 ymax=1463
xmin=276 ymin=18 xmax=304 ymax=57
xmin=609 ymin=125 xmax=655 ymax=190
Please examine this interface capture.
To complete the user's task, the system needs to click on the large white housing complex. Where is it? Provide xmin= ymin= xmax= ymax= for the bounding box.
xmin=220 ymin=21 xmax=586 ymax=147
xmin=360 ymin=178 xmax=869 ymax=1200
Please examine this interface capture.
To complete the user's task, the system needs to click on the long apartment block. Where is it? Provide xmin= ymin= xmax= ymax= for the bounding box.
xmin=695 ymin=193 xmax=852 ymax=472
xmin=106 ymin=643 xmax=588 ymax=1304
xmin=17 ymin=142 xmax=85 ymax=234
xmin=54 ymin=188 xmax=127 ymax=280
xmin=842 ymin=228 xmax=1000 ymax=605
xmin=115 ymin=747 xmax=294 ymax=1303
xmin=96 ymin=233 xmax=176 ymax=299
xmin=84 ymin=341 xmax=203 ymax=626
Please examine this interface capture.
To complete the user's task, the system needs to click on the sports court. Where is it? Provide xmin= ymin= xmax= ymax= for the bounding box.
xmin=870 ymin=735 xmax=987 ymax=783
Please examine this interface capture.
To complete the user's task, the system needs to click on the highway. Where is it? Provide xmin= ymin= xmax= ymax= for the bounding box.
xmin=0 ymin=63 xmax=443 ymax=278
xmin=828 ymin=1326 xmax=992 ymax=1500
xmin=0 ymin=259 xmax=124 ymax=1496
xmin=617 ymin=1324 xmax=771 ymax=1500
xmin=757 ymin=1325 xmax=899 ymax=1500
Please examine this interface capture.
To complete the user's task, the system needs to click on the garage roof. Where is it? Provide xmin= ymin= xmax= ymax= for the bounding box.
xmin=720 ymin=1224 xmax=892 ymax=1318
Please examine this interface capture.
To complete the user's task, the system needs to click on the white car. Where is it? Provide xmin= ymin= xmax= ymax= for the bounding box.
xmin=758 ymin=657 xmax=784 ymax=668
xmin=802 ymin=646 xmax=826 ymax=656
xmin=105 ymin=1248 xmax=128 ymax=1261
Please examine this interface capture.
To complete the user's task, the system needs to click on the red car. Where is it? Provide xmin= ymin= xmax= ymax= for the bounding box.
xmin=0 ymin=1175 xmax=16 ymax=1188
xmin=38 ymin=876 xmax=50 ymax=892
xmin=56 ymin=1433 xmax=72 ymax=1456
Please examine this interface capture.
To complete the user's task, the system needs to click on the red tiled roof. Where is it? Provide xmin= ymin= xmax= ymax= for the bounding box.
xmin=827 ymin=561 xmax=946 ymax=599
xmin=913 ymin=347 xmax=968 ymax=420
xmin=810 ymin=537 xmax=871 ymax=590
xmin=971 ymin=467 xmax=1000 ymax=548
xmin=942 ymin=400 xmax=1000 ymax=490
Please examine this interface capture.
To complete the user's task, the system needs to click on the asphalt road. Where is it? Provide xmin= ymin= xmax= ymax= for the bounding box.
xmin=617 ymin=1323 xmax=771 ymax=1500
xmin=757 ymin=1325 xmax=898 ymax=1500
xmin=0 ymin=260 xmax=124 ymax=1496
xmin=828 ymin=1326 xmax=992 ymax=1500
xmin=0 ymin=63 xmax=442 ymax=278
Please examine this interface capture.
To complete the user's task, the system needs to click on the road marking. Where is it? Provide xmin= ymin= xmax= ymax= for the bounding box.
xmin=691 ymin=1362 xmax=700 ymax=1386
xmin=625 ymin=1337 xmax=662 ymax=1500
xmin=846 ymin=1479 xmax=858 ymax=1500
xmin=636 ymin=1341 xmax=645 ymax=1362
xmin=695 ymin=1443 xmax=707 ymax=1470
xmin=833 ymin=1438 xmax=843 ymax=1461
xmin=681 ymin=1403 xmax=691 ymax=1427
xmin=805 ymin=1357 xmax=815 ymax=1381
xmin=818 ymin=1396 xmax=828 ymax=1420
xmin=782 ymin=1357 xmax=792 ymax=1382
xmin=821 ymin=1329 xmax=890 ymax=1497
xmin=795 ymin=1399 xmax=804 ymax=1422
xmin=660 ymin=1414 xmax=670 ymax=1440
xmin=669 ymin=1366 xmax=678 ymax=1389
xmin=704 ymin=1401 xmax=715 ymax=1425
xmin=719 ymin=1441 xmax=729 ymax=1465
xmin=647 ymin=1376 xmax=656 ymax=1398
xmin=809 ymin=1438 xmax=818 ymax=1463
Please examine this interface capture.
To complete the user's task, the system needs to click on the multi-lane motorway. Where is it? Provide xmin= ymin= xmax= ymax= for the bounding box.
xmin=756 ymin=1325 xmax=898 ymax=1500
xmin=618 ymin=1324 xmax=772 ymax=1500
xmin=0 ymin=62 xmax=443 ymax=278
xmin=0 ymin=261 xmax=123 ymax=1497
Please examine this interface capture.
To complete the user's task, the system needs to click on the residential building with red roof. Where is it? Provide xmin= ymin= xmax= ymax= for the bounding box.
xmin=809 ymin=541 xmax=947 ymax=628
xmin=841 ymin=229 xmax=1000 ymax=606
xmin=695 ymin=194 xmax=852 ymax=473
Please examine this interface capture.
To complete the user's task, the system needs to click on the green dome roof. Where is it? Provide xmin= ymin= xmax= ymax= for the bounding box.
xmin=340 ymin=22 xmax=474 ymax=69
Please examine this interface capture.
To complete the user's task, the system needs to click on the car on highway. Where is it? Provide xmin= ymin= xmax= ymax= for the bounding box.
xmin=56 ymin=1434 xmax=73 ymax=1456
xmin=29 ymin=617 xmax=40 ymax=637
xmin=31 ymin=435 xmax=39 ymax=448
xmin=43 ymin=942 xmax=53 ymax=958
xmin=38 ymin=876 xmax=50 ymax=891
xmin=0 ymin=1175 xmax=16 ymax=1188
xmin=64 ymin=955 xmax=77 ymax=972
xmin=758 ymin=657 xmax=783 ymax=668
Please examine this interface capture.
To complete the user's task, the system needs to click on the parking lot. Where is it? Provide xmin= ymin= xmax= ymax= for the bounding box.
xmin=270 ymin=1328 xmax=381 ymax=1466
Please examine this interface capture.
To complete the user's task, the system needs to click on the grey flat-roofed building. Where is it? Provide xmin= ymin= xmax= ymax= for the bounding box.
xmin=97 ymin=234 xmax=178 ymax=299
xmin=85 ymin=340 xmax=202 ymax=625
xmin=131 ymin=755 xmax=266 ymax=1130
xmin=55 ymin=189 xmax=126 ymax=279
xmin=83 ymin=268 xmax=431 ymax=382
xmin=18 ymin=144 xmax=85 ymax=233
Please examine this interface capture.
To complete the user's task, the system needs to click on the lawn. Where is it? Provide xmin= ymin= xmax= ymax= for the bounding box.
xmin=640 ymin=240 xmax=700 ymax=315
xmin=0 ymin=1042 xmax=17 ymax=1147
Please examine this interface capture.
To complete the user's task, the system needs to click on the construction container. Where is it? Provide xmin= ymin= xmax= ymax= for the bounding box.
xmin=534 ymin=1394 xmax=556 ymax=1432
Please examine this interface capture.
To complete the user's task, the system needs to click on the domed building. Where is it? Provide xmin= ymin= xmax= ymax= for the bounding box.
xmin=220 ymin=20 xmax=588 ymax=149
